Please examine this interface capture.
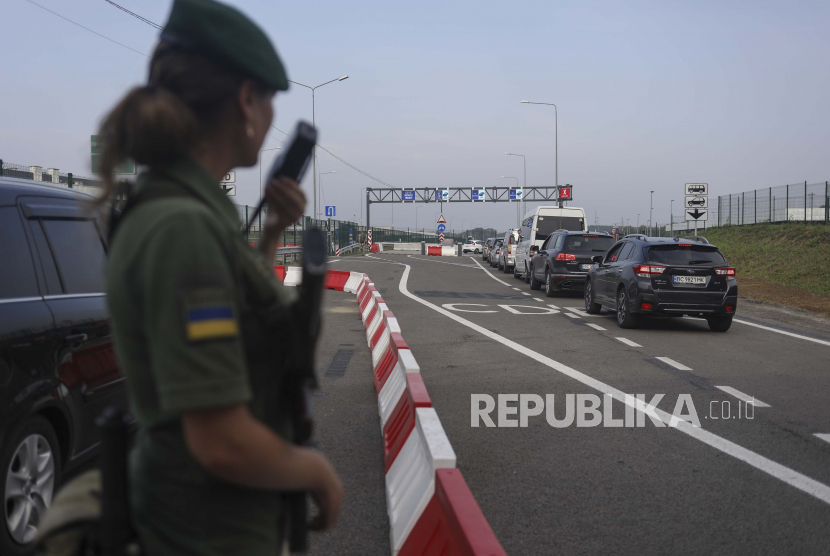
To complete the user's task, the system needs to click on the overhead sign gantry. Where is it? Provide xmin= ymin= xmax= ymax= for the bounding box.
xmin=365 ymin=186 xmax=572 ymax=228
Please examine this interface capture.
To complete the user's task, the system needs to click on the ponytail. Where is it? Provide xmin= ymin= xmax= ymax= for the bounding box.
xmin=97 ymin=84 xmax=198 ymax=203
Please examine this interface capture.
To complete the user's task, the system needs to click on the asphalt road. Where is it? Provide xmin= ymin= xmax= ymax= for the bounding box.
xmin=315 ymin=252 xmax=830 ymax=555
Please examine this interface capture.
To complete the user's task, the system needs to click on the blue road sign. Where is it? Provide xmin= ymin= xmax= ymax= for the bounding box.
xmin=471 ymin=188 xmax=486 ymax=201
xmin=509 ymin=188 xmax=524 ymax=201
xmin=437 ymin=223 xmax=446 ymax=232
xmin=325 ymin=205 xmax=336 ymax=217
xmin=436 ymin=188 xmax=450 ymax=201
xmin=402 ymin=189 xmax=416 ymax=202
xmin=349 ymin=228 xmax=353 ymax=243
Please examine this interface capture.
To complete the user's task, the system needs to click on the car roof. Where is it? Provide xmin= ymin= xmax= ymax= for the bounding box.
xmin=621 ymin=235 xmax=718 ymax=248
xmin=0 ymin=176 xmax=98 ymax=205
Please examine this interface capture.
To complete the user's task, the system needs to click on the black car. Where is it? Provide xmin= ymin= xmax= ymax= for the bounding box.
xmin=528 ymin=231 xmax=616 ymax=297
xmin=584 ymin=235 xmax=738 ymax=331
xmin=0 ymin=177 xmax=128 ymax=554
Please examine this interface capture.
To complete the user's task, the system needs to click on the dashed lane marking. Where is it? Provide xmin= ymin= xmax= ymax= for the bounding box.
xmin=512 ymin=287 xmax=522 ymax=291
xmin=655 ymin=357 xmax=693 ymax=371
xmin=395 ymin=262 xmax=830 ymax=507
xmin=564 ymin=313 xmax=580 ymax=319
xmin=714 ymin=386 xmax=771 ymax=408
xmin=586 ymin=323 xmax=606 ymax=331
xmin=615 ymin=337 xmax=642 ymax=347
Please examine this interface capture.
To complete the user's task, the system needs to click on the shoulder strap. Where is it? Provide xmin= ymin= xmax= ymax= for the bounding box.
xmin=107 ymin=180 xmax=190 ymax=244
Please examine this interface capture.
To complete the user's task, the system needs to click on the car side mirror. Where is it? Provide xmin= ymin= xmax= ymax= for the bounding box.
xmin=530 ymin=245 xmax=539 ymax=253
xmin=591 ymin=255 xmax=603 ymax=264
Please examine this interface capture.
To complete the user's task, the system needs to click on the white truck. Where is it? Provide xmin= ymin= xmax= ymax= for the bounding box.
xmin=513 ymin=206 xmax=588 ymax=280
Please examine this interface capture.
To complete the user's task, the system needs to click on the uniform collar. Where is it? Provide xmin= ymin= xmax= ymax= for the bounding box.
xmin=148 ymin=157 xmax=240 ymax=230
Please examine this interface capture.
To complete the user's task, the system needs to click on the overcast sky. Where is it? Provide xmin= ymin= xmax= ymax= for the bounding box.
xmin=2 ymin=0 xmax=829 ymax=232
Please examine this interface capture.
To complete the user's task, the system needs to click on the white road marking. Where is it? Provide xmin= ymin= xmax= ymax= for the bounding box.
xmin=563 ymin=306 xmax=602 ymax=318
xmin=564 ymin=313 xmax=580 ymax=319
xmin=396 ymin=263 xmax=830 ymax=506
xmin=586 ymin=323 xmax=606 ymax=331
xmin=402 ymin=254 xmax=479 ymax=268
xmin=815 ymin=434 xmax=830 ymax=445
xmin=512 ymin=287 xmax=522 ymax=291
xmin=547 ymin=304 xmax=560 ymax=310
xmin=656 ymin=357 xmax=693 ymax=371
xmin=441 ymin=303 xmax=498 ymax=313
xmin=615 ymin=337 xmax=642 ymax=347
xmin=733 ymin=319 xmax=830 ymax=348
xmin=498 ymin=304 xmax=559 ymax=315
xmin=470 ymin=257 xmax=512 ymax=286
xmin=521 ymin=292 xmax=532 ymax=296
xmin=714 ymin=386 xmax=771 ymax=408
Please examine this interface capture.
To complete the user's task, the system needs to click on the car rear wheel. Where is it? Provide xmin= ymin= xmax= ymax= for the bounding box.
xmin=584 ymin=281 xmax=602 ymax=314
xmin=1 ymin=416 xmax=61 ymax=555
xmin=545 ymin=269 xmax=560 ymax=297
xmin=529 ymin=265 xmax=542 ymax=290
xmin=616 ymin=288 xmax=638 ymax=329
xmin=706 ymin=316 xmax=733 ymax=332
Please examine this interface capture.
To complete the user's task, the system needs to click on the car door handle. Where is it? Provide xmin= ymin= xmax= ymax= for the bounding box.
xmin=64 ymin=333 xmax=88 ymax=344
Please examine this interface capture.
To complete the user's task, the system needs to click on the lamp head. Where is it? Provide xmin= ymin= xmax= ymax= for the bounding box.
xmin=338 ymin=75 xmax=349 ymax=81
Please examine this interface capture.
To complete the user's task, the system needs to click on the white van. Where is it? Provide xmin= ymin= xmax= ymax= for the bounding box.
xmin=514 ymin=206 xmax=588 ymax=280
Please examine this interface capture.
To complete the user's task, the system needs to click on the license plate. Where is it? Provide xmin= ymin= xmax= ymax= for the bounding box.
xmin=581 ymin=264 xmax=593 ymax=270
xmin=673 ymin=276 xmax=706 ymax=284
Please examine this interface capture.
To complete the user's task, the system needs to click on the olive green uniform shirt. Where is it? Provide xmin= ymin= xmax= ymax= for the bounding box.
xmin=107 ymin=158 xmax=293 ymax=556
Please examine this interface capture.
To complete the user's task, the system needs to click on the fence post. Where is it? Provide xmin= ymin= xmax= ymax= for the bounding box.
xmin=804 ymin=181 xmax=807 ymax=223
xmin=245 ymin=206 xmax=249 ymax=243
xmin=728 ymin=195 xmax=732 ymax=226
xmin=718 ymin=196 xmax=721 ymax=227
xmin=67 ymin=173 xmax=74 ymax=189
xmin=786 ymin=183 xmax=789 ymax=221
xmin=769 ymin=187 xmax=772 ymax=223
xmin=0 ymin=159 xmax=3 ymax=177
xmin=826 ymin=181 xmax=829 ymax=224
xmin=754 ymin=189 xmax=757 ymax=224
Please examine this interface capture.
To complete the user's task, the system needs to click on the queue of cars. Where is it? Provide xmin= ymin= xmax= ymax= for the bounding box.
xmin=0 ymin=177 xmax=128 ymax=554
xmin=483 ymin=204 xmax=738 ymax=332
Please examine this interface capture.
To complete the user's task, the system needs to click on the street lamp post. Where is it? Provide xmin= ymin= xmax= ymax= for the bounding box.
xmin=505 ymin=152 xmax=526 ymax=215
xmin=637 ymin=214 xmax=640 ymax=233
xmin=288 ymin=75 xmax=349 ymax=218
xmin=521 ymin=101 xmax=557 ymax=192
xmin=670 ymin=199 xmax=674 ymax=234
xmin=649 ymin=190 xmax=654 ymax=236
xmin=502 ymin=176 xmax=520 ymax=227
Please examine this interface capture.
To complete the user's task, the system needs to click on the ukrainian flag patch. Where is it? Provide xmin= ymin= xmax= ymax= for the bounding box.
xmin=185 ymin=304 xmax=239 ymax=341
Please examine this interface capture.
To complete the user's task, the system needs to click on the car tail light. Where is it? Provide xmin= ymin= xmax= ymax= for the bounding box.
xmin=555 ymin=253 xmax=576 ymax=260
xmin=725 ymin=305 xmax=734 ymax=313
xmin=715 ymin=267 xmax=736 ymax=276
xmin=583 ymin=234 xmax=599 ymax=237
xmin=634 ymin=264 xmax=666 ymax=278
xmin=679 ymin=244 xmax=692 ymax=247
xmin=641 ymin=302 xmax=653 ymax=310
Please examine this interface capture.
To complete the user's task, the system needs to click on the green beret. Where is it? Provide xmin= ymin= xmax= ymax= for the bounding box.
xmin=161 ymin=0 xmax=289 ymax=91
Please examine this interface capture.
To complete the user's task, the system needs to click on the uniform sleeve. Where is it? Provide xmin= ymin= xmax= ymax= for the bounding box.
xmin=140 ymin=209 xmax=250 ymax=414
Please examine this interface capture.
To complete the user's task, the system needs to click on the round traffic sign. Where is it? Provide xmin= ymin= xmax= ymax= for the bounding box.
xmin=437 ymin=224 xmax=446 ymax=232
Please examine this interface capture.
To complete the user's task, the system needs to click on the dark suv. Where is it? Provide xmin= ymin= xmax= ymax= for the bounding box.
xmin=528 ymin=230 xmax=615 ymax=297
xmin=0 ymin=177 xmax=127 ymax=554
xmin=584 ymin=235 xmax=738 ymax=331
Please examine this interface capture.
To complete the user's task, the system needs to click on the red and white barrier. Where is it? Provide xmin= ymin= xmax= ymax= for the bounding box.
xmin=275 ymin=271 xmax=507 ymax=556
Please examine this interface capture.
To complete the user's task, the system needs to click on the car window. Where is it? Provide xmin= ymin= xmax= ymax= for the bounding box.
xmin=0 ymin=207 xmax=39 ymax=299
xmin=603 ymin=243 xmax=625 ymax=263
xmin=29 ymin=220 xmax=63 ymax=295
xmin=540 ymin=236 xmax=551 ymax=250
xmin=41 ymin=219 xmax=107 ymax=294
xmin=554 ymin=235 xmax=564 ymax=250
xmin=617 ymin=242 xmax=635 ymax=261
xmin=537 ymin=215 xmax=585 ymax=235
xmin=565 ymin=235 xmax=615 ymax=252
xmin=647 ymin=245 xmax=726 ymax=265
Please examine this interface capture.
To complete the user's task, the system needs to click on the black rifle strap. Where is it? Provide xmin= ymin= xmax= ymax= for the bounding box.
xmin=107 ymin=181 xmax=190 ymax=244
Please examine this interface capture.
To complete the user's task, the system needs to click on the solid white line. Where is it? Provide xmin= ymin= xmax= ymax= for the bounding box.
xmin=470 ymin=257 xmax=512 ymax=286
xmin=586 ymin=323 xmax=606 ymax=331
xmin=715 ymin=386 xmax=771 ymax=408
xmin=615 ymin=337 xmax=642 ymax=347
xmin=656 ymin=357 xmax=693 ymax=371
xmin=734 ymin=319 xmax=830 ymax=348
xmin=815 ymin=434 xmax=830 ymax=445
xmin=396 ymin=263 xmax=830 ymax=506
xmin=564 ymin=313 xmax=580 ymax=319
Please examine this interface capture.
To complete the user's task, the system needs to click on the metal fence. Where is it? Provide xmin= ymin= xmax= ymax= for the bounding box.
xmin=716 ymin=181 xmax=829 ymax=226
xmin=0 ymin=159 xmax=100 ymax=189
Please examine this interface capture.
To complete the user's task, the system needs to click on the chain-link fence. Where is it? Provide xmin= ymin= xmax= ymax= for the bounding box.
xmin=716 ymin=181 xmax=829 ymax=226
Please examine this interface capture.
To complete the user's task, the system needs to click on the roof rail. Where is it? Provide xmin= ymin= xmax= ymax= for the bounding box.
xmin=682 ymin=235 xmax=710 ymax=244
xmin=554 ymin=229 xmax=570 ymax=233
xmin=623 ymin=234 xmax=648 ymax=241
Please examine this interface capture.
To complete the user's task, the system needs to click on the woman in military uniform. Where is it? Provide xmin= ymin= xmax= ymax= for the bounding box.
xmin=99 ymin=0 xmax=342 ymax=554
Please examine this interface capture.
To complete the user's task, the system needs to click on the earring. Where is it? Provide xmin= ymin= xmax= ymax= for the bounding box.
xmin=246 ymin=123 xmax=255 ymax=138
